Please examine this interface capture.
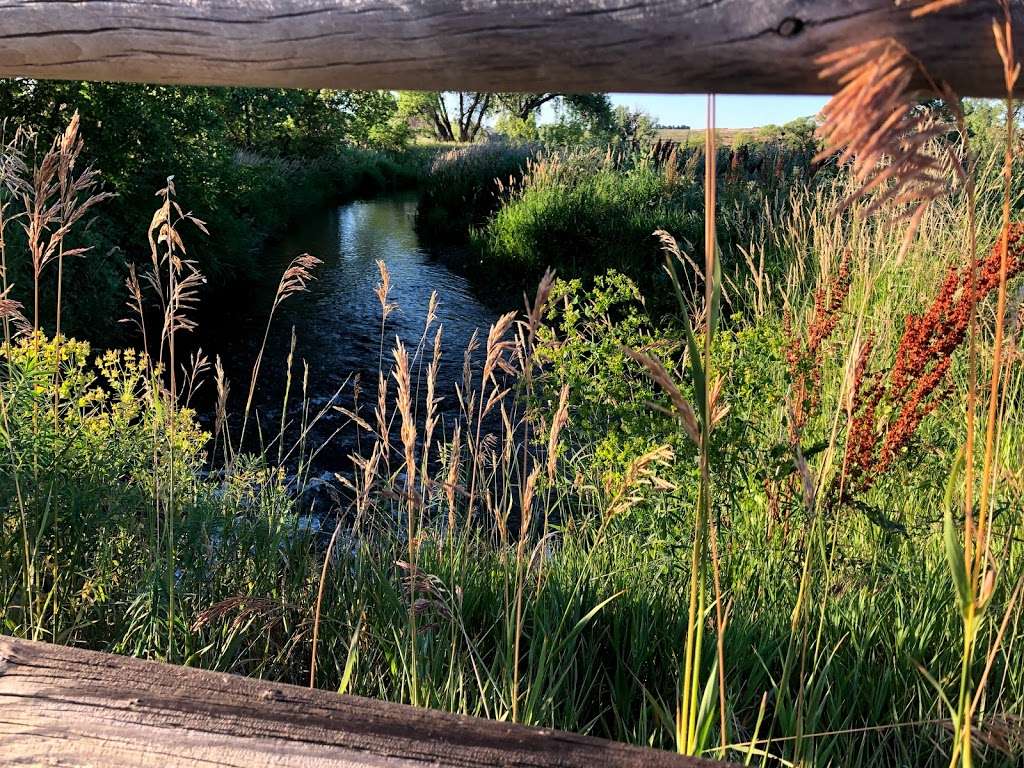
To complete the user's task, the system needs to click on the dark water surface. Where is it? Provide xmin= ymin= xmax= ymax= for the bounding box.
xmin=200 ymin=195 xmax=497 ymax=471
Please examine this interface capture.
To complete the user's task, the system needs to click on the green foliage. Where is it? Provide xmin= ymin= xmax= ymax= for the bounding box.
xmin=604 ymin=105 xmax=659 ymax=152
xmin=416 ymin=142 xmax=537 ymax=241
xmin=0 ymin=334 xmax=207 ymax=486
xmin=494 ymin=113 xmax=541 ymax=143
xmin=0 ymin=80 xmax=419 ymax=343
xmin=496 ymin=93 xmax=615 ymax=150
xmin=466 ymin=141 xmax=827 ymax=314
xmin=219 ymin=88 xmax=403 ymax=155
xmin=535 ymin=272 xmax=684 ymax=486
xmin=754 ymin=116 xmax=819 ymax=152
xmin=396 ymin=91 xmax=494 ymax=143
xmin=534 ymin=273 xmax=786 ymax=532
xmin=2 ymin=110 xmax=1024 ymax=768
xmin=470 ymin=153 xmax=701 ymax=309
xmin=400 ymin=91 xmax=613 ymax=146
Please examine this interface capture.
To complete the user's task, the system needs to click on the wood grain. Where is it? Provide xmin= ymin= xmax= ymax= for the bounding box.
xmin=0 ymin=635 xmax=721 ymax=767
xmin=0 ymin=1 xmax=1017 ymax=97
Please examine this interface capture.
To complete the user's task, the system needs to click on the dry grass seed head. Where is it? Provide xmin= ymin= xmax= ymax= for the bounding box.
xmin=519 ymin=462 xmax=542 ymax=550
xmin=424 ymin=325 xmax=443 ymax=455
xmin=816 ymin=38 xmax=949 ymax=233
xmin=375 ymin=259 xmax=397 ymax=323
xmin=392 ymin=339 xmax=417 ymax=490
xmin=0 ymin=286 xmax=29 ymax=335
xmin=483 ymin=311 xmax=518 ymax=384
xmin=525 ymin=267 xmax=556 ymax=343
xmin=446 ymin=423 xmax=462 ymax=531
xmin=547 ymin=383 xmax=570 ymax=483
xmin=623 ymin=346 xmax=701 ymax=446
xmin=462 ymin=328 xmax=480 ymax=394
xmin=275 ymin=253 xmax=322 ymax=310
xmin=603 ymin=445 xmax=675 ymax=521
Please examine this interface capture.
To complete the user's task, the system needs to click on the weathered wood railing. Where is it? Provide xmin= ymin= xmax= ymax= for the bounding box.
xmin=0 ymin=636 xmax=718 ymax=767
xmin=0 ymin=1 xmax=1017 ymax=98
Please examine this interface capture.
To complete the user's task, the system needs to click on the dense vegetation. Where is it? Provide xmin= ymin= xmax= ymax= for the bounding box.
xmin=2 ymin=27 xmax=1024 ymax=768
xmin=0 ymin=81 xmax=421 ymax=343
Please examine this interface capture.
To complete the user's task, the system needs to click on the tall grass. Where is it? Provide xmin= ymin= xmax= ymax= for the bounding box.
xmin=468 ymin=139 xmax=820 ymax=316
xmin=416 ymin=141 xmax=537 ymax=241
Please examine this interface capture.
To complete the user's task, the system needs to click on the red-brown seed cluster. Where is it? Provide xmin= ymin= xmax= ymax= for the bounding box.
xmin=786 ymin=250 xmax=853 ymax=442
xmin=844 ymin=222 xmax=1024 ymax=492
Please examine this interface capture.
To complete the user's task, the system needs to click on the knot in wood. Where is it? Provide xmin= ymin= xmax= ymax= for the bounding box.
xmin=777 ymin=17 xmax=804 ymax=38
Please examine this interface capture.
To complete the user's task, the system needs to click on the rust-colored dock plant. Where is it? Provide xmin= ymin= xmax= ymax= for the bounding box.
xmin=844 ymin=225 xmax=1024 ymax=492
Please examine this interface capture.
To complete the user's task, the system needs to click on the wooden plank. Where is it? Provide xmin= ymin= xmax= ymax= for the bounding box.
xmin=0 ymin=1 xmax=1017 ymax=98
xmin=0 ymin=635 xmax=721 ymax=768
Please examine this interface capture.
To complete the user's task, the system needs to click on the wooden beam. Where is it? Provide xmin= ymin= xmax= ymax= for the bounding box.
xmin=0 ymin=1 xmax=1017 ymax=98
xmin=0 ymin=636 xmax=721 ymax=767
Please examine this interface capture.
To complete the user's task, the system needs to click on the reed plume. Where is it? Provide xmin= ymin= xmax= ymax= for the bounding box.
xmin=815 ymin=36 xmax=949 ymax=246
xmin=239 ymin=252 xmax=321 ymax=454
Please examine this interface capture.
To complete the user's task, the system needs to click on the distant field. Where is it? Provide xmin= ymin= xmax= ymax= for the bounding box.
xmin=656 ymin=127 xmax=750 ymax=146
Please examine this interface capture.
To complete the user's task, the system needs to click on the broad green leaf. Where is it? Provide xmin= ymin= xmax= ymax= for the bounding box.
xmin=338 ymin=615 xmax=363 ymax=695
xmin=943 ymin=449 xmax=971 ymax=614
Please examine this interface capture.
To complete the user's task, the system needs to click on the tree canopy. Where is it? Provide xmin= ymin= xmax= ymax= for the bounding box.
xmin=397 ymin=91 xmax=613 ymax=143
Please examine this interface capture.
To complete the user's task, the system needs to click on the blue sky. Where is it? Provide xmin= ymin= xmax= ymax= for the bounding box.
xmin=608 ymin=94 xmax=829 ymax=129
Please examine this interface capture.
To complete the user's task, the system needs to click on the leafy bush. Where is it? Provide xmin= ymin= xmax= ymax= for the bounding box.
xmin=534 ymin=272 xmax=786 ymax=530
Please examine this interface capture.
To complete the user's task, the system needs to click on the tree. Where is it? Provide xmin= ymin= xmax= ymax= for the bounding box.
xmin=397 ymin=91 xmax=493 ymax=143
xmin=607 ymin=105 xmax=658 ymax=151
xmin=397 ymin=91 xmax=613 ymax=144
xmin=754 ymin=116 xmax=818 ymax=152
xmin=495 ymin=92 xmax=611 ymax=127
xmin=219 ymin=88 xmax=402 ymax=155
xmin=490 ymin=93 xmax=614 ymax=147
xmin=338 ymin=90 xmax=407 ymax=150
